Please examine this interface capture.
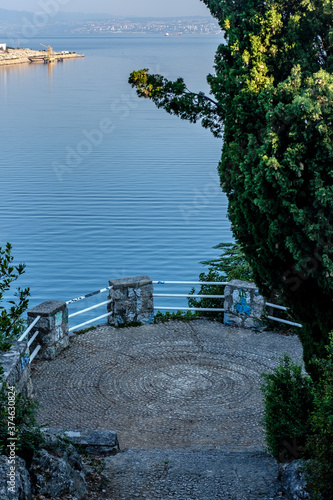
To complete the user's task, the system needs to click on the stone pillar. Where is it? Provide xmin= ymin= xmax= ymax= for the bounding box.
xmin=27 ymin=301 xmax=69 ymax=360
xmin=108 ymin=276 xmax=154 ymax=326
xmin=223 ymin=280 xmax=265 ymax=330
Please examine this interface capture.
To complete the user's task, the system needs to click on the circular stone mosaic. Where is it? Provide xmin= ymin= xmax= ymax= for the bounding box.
xmin=31 ymin=321 xmax=303 ymax=449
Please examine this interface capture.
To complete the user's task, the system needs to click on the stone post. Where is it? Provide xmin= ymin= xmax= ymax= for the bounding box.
xmin=223 ymin=280 xmax=265 ymax=330
xmin=27 ymin=301 xmax=69 ymax=360
xmin=108 ymin=276 xmax=154 ymax=326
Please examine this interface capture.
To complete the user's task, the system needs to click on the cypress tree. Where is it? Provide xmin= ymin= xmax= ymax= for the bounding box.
xmin=129 ymin=0 xmax=333 ymax=376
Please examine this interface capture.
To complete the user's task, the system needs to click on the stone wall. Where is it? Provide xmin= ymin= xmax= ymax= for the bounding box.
xmin=0 ymin=341 xmax=32 ymax=398
xmin=0 ymin=301 xmax=70 ymax=397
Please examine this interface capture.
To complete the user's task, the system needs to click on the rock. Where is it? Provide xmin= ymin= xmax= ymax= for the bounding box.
xmin=44 ymin=428 xmax=120 ymax=455
xmin=30 ymin=448 xmax=87 ymax=499
xmin=0 ymin=455 xmax=32 ymax=500
xmin=279 ymin=460 xmax=311 ymax=499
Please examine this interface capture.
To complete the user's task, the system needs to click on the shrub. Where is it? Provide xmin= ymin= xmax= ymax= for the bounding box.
xmin=154 ymin=310 xmax=196 ymax=323
xmin=305 ymin=333 xmax=333 ymax=499
xmin=261 ymin=355 xmax=314 ymax=462
xmin=188 ymin=243 xmax=253 ymax=321
xmin=0 ymin=243 xmax=30 ymax=351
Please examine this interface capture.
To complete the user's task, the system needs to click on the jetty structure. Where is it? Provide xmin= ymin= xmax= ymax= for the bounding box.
xmin=0 ymin=47 xmax=84 ymax=67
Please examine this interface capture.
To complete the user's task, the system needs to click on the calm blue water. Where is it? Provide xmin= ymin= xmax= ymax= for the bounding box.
xmin=0 ymin=35 xmax=232 ymax=323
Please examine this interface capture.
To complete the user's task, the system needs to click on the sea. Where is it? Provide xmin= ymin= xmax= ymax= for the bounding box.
xmin=0 ymin=35 xmax=232 ymax=326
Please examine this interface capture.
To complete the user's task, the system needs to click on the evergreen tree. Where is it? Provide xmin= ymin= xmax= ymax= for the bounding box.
xmin=129 ymin=0 xmax=333 ymax=375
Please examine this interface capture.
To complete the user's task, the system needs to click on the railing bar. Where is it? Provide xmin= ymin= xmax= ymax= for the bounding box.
xmin=267 ymin=316 xmax=302 ymax=328
xmin=66 ymin=286 xmax=112 ymax=305
xmin=18 ymin=315 xmax=41 ymax=342
xmin=153 ymin=294 xmax=225 ymax=299
xmin=68 ymin=300 xmax=112 ymax=319
xmin=265 ymin=302 xmax=288 ymax=311
xmin=29 ymin=344 xmax=41 ymax=363
xmin=69 ymin=312 xmax=113 ymax=332
xmin=153 ymin=281 xmax=228 ymax=285
xmin=154 ymin=307 xmax=225 ymax=312
xmin=27 ymin=330 xmax=39 ymax=347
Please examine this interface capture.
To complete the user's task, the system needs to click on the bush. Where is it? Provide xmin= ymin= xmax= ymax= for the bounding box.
xmin=154 ymin=310 xmax=196 ymax=323
xmin=261 ymin=356 xmax=314 ymax=462
xmin=305 ymin=333 xmax=333 ymax=499
xmin=0 ymin=243 xmax=30 ymax=351
xmin=188 ymin=243 xmax=253 ymax=321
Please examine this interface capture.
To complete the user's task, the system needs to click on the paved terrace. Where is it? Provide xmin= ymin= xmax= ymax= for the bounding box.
xmin=31 ymin=319 xmax=304 ymax=499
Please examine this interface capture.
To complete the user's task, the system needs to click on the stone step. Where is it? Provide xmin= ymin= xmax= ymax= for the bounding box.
xmin=101 ymin=448 xmax=281 ymax=500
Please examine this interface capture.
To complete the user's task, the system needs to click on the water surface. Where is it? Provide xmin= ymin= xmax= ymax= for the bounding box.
xmin=0 ymin=35 xmax=232 ymax=321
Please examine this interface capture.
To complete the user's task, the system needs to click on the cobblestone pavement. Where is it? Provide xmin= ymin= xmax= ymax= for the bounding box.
xmin=31 ymin=320 xmax=303 ymax=450
xmin=102 ymin=448 xmax=281 ymax=500
xmin=31 ymin=320 xmax=304 ymax=499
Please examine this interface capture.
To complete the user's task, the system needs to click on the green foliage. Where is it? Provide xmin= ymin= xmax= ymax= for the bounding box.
xmin=0 ymin=372 xmax=45 ymax=460
xmin=261 ymin=356 xmax=314 ymax=462
xmin=154 ymin=310 xmax=196 ymax=323
xmin=305 ymin=333 xmax=333 ymax=498
xmin=261 ymin=335 xmax=333 ymax=494
xmin=200 ymin=242 xmax=254 ymax=281
xmin=187 ymin=243 xmax=253 ymax=321
xmin=73 ymin=325 xmax=97 ymax=335
xmin=0 ymin=243 xmax=30 ymax=351
xmin=129 ymin=0 xmax=333 ymax=376
xmin=128 ymin=69 xmax=223 ymax=137
xmin=188 ymin=269 xmax=225 ymax=321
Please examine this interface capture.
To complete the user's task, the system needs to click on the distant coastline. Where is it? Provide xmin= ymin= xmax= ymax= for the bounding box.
xmin=0 ymin=11 xmax=222 ymax=37
xmin=0 ymin=48 xmax=84 ymax=67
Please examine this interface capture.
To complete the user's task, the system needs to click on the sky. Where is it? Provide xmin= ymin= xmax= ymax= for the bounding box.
xmin=2 ymin=0 xmax=211 ymax=17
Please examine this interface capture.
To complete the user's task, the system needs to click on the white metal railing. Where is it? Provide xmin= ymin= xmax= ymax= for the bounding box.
xmin=66 ymin=286 xmax=113 ymax=305
xmin=153 ymin=281 xmax=225 ymax=313
xmin=65 ymin=280 xmax=303 ymax=332
xmin=68 ymin=300 xmax=112 ymax=319
xmin=153 ymin=281 xmax=302 ymax=327
xmin=67 ymin=286 xmax=113 ymax=333
xmin=29 ymin=344 xmax=42 ymax=363
xmin=153 ymin=281 xmax=228 ymax=286
xmin=265 ymin=302 xmax=302 ymax=328
xmin=154 ymin=294 xmax=225 ymax=299
xmin=27 ymin=329 xmax=39 ymax=347
xmin=68 ymin=312 xmax=113 ymax=333
xmin=266 ymin=315 xmax=302 ymax=328
xmin=18 ymin=315 xmax=40 ymax=342
xmin=17 ymin=315 xmax=42 ymax=363
xmin=265 ymin=302 xmax=288 ymax=312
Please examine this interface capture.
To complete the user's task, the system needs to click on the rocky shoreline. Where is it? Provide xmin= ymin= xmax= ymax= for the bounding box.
xmin=0 ymin=48 xmax=84 ymax=67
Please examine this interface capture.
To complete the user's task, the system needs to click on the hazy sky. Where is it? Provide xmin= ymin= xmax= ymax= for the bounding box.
xmin=3 ymin=0 xmax=211 ymax=17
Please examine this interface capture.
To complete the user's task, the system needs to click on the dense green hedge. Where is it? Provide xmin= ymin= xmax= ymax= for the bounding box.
xmin=261 ymin=333 xmax=333 ymax=497
xmin=261 ymin=356 xmax=314 ymax=461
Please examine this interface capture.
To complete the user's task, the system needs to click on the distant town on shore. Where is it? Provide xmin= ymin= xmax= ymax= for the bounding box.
xmin=0 ymin=14 xmax=222 ymax=37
